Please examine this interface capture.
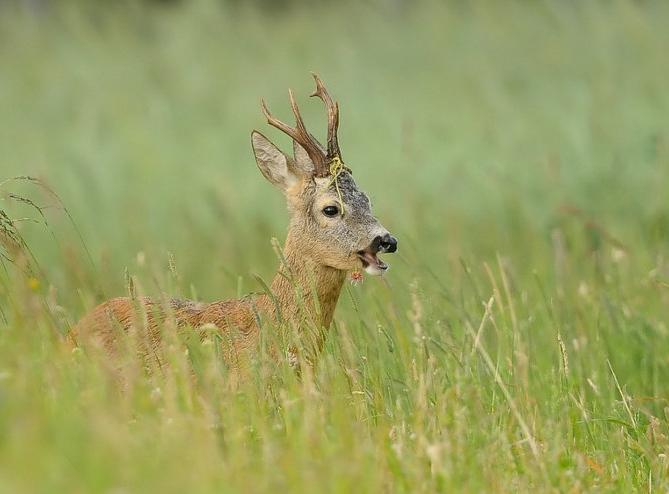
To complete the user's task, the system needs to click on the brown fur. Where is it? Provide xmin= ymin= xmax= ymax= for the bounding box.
xmin=71 ymin=242 xmax=344 ymax=376
xmin=71 ymin=81 xmax=394 ymax=379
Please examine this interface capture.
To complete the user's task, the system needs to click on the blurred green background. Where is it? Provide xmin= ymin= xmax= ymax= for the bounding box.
xmin=1 ymin=1 xmax=669 ymax=492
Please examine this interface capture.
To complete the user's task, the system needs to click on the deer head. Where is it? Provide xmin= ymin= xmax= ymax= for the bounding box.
xmin=251 ymin=74 xmax=397 ymax=276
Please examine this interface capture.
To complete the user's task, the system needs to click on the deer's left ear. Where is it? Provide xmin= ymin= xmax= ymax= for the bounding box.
xmin=251 ymin=131 xmax=301 ymax=191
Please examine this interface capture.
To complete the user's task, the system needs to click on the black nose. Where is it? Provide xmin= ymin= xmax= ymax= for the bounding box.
xmin=378 ymin=234 xmax=398 ymax=253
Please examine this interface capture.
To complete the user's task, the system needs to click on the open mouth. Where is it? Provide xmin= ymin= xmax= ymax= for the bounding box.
xmin=356 ymin=250 xmax=388 ymax=273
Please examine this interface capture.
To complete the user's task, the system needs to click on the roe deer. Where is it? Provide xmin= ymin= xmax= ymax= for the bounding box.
xmin=71 ymin=74 xmax=397 ymax=375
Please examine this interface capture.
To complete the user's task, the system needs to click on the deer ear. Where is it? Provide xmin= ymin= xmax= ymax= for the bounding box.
xmin=292 ymin=140 xmax=315 ymax=175
xmin=251 ymin=131 xmax=300 ymax=191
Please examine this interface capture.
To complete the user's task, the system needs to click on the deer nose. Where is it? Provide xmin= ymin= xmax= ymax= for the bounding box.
xmin=378 ymin=234 xmax=398 ymax=253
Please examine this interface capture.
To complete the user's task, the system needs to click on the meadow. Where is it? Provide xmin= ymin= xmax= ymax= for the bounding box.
xmin=1 ymin=1 xmax=669 ymax=492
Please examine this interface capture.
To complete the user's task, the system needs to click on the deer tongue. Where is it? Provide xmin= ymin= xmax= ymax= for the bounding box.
xmin=357 ymin=250 xmax=388 ymax=272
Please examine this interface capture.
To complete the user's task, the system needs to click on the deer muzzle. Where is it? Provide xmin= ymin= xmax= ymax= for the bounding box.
xmin=357 ymin=233 xmax=398 ymax=275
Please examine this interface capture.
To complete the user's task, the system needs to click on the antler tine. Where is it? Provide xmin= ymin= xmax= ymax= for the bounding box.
xmin=310 ymin=73 xmax=341 ymax=162
xmin=261 ymin=93 xmax=329 ymax=176
xmin=261 ymin=98 xmax=299 ymax=142
xmin=288 ymin=89 xmax=308 ymax=136
xmin=288 ymin=89 xmax=330 ymax=176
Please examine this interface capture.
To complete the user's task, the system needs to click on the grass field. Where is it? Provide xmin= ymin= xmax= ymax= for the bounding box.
xmin=1 ymin=1 xmax=669 ymax=492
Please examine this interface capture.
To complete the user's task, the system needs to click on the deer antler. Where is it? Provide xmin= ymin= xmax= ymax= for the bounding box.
xmin=310 ymin=73 xmax=341 ymax=164
xmin=261 ymin=89 xmax=330 ymax=177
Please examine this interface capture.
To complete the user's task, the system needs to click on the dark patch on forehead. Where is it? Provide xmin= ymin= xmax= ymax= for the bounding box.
xmin=332 ymin=172 xmax=370 ymax=210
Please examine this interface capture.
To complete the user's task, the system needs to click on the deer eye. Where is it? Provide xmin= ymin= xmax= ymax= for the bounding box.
xmin=322 ymin=205 xmax=339 ymax=217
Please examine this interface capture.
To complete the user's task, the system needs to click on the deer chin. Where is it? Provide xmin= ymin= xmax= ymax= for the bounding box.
xmin=357 ymin=250 xmax=388 ymax=276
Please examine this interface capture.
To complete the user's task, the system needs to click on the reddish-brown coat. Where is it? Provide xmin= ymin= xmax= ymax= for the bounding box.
xmin=70 ymin=236 xmax=347 ymax=375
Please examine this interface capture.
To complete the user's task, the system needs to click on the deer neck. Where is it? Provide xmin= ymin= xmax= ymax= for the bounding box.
xmin=262 ymin=234 xmax=347 ymax=330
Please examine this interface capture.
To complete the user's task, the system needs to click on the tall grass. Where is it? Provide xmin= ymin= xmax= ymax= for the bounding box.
xmin=1 ymin=1 xmax=669 ymax=491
